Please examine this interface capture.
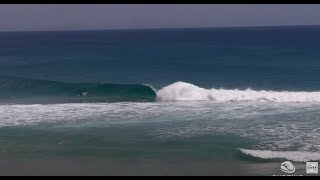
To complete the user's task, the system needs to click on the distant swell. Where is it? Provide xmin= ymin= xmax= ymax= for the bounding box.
xmin=156 ymin=82 xmax=320 ymax=102
xmin=240 ymin=149 xmax=320 ymax=162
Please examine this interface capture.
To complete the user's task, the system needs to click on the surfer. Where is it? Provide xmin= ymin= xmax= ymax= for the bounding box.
xmin=9 ymin=96 xmax=14 ymax=99
xmin=78 ymin=92 xmax=88 ymax=97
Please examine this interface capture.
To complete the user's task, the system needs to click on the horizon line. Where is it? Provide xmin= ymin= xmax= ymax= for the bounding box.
xmin=1 ymin=24 xmax=320 ymax=33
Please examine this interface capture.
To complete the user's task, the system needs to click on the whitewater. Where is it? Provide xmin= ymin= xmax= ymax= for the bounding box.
xmin=156 ymin=82 xmax=320 ymax=103
xmin=240 ymin=149 xmax=320 ymax=162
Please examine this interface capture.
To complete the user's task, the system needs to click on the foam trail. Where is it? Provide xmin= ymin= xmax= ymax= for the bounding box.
xmin=156 ymin=82 xmax=320 ymax=102
xmin=240 ymin=149 xmax=320 ymax=162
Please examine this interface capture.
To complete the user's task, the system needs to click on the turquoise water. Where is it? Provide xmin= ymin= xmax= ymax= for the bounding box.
xmin=1 ymin=26 xmax=320 ymax=175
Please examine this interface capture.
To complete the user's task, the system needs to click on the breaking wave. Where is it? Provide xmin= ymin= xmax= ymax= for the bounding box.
xmin=157 ymin=81 xmax=320 ymax=103
xmin=2 ymin=77 xmax=320 ymax=103
xmin=240 ymin=149 xmax=320 ymax=162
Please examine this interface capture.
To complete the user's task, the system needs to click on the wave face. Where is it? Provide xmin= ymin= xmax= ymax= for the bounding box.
xmin=240 ymin=149 xmax=320 ymax=162
xmin=3 ymin=77 xmax=320 ymax=104
xmin=157 ymin=82 xmax=320 ymax=102
xmin=0 ymin=76 xmax=156 ymax=103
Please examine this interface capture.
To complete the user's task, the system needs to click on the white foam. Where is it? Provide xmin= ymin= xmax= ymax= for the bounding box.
xmin=156 ymin=82 xmax=320 ymax=102
xmin=240 ymin=149 xmax=320 ymax=162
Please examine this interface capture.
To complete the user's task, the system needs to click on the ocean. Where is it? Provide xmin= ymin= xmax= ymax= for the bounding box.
xmin=0 ymin=26 xmax=320 ymax=175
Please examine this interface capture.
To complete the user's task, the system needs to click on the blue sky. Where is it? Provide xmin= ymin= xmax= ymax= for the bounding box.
xmin=1 ymin=4 xmax=320 ymax=31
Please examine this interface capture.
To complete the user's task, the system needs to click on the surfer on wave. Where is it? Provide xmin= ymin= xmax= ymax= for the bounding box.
xmin=78 ymin=92 xmax=88 ymax=97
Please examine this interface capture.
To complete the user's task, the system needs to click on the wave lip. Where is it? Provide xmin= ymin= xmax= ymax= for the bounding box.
xmin=156 ymin=81 xmax=320 ymax=102
xmin=240 ymin=149 xmax=320 ymax=162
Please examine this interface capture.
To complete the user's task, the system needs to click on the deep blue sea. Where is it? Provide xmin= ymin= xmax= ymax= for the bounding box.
xmin=0 ymin=26 xmax=320 ymax=175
